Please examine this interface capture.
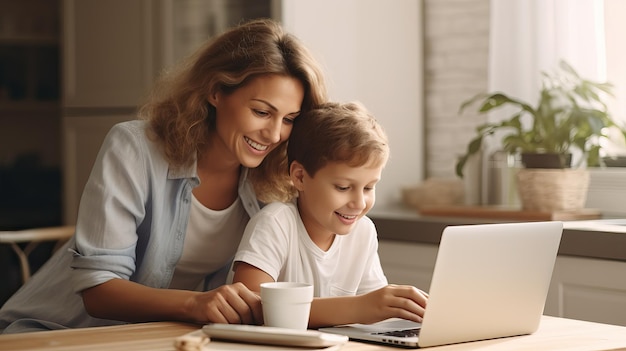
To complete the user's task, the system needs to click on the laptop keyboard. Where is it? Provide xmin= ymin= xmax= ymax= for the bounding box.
xmin=374 ymin=328 xmax=421 ymax=338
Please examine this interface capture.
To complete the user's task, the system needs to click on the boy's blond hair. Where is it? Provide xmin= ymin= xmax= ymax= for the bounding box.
xmin=287 ymin=101 xmax=389 ymax=179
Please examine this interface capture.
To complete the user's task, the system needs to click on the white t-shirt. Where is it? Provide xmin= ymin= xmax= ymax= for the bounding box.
xmin=232 ymin=201 xmax=388 ymax=297
xmin=169 ymin=195 xmax=248 ymax=290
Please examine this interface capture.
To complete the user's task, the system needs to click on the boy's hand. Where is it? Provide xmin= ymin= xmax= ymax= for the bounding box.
xmin=357 ymin=284 xmax=428 ymax=324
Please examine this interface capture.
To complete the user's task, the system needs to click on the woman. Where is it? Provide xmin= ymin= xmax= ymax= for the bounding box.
xmin=0 ymin=18 xmax=327 ymax=334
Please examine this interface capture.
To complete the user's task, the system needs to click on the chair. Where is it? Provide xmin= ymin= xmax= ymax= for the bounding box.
xmin=0 ymin=226 xmax=75 ymax=284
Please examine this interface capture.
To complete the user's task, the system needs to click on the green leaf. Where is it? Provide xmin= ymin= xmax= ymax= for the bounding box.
xmin=455 ymin=59 xmax=626 ymax=176
xmin=455 ymin=154 xmax=469 ymax=178
xmin=468 ymin=136 xmax=483 ymax=153
xmin=587 ymin=145 xmax=601 ymax=167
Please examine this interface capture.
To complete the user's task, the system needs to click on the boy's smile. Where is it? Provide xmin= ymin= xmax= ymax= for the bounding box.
xmin=293 ymin=161 xmax=383 ymax=250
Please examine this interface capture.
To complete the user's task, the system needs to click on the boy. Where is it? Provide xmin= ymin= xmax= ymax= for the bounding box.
xmin=232 ymin=102 xmax=428 ymax=328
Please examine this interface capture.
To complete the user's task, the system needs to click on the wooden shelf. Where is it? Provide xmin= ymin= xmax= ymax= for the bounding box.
xmin=418 ymin=205 xmax=602 ymax=221
xmin=0 ymin=35 xmax=58 ymax=46
xmin=0 ymin=100 xmax=59 ymax=112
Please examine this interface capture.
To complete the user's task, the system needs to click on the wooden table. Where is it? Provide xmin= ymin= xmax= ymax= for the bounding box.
xmin=1 ymin=316 xmax=626 ymax=350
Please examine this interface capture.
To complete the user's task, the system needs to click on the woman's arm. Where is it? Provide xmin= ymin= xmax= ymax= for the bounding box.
xmin=82 ymin=278 xmax=262 ymax=325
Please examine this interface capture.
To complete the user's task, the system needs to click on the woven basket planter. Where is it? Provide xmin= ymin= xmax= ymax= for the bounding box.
xmin=516 ymin=169 xmax=590 ymax=212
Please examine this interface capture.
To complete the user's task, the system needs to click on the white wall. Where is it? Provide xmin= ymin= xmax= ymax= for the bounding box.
xmin=281 ymin=0 xmax=424 ymax=208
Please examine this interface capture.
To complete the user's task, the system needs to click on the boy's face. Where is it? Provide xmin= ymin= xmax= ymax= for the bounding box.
xmin=292 ymin=160 xmax=383 ymax=245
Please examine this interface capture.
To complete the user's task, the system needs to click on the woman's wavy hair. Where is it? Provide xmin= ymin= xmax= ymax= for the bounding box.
xmin=139 ymin=18 xmax=327 ymax=202
xmin=287 ymin=101 xmax=389 ymax=195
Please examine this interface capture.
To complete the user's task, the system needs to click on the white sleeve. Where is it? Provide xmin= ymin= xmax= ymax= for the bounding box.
xmin=232 ymin=204 xmax=293 ymax=280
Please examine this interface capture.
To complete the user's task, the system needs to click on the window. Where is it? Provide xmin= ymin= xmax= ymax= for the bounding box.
xmin=489 ymin=0 xmax=626 ymax=157
xmin=604 ymin=0 xmax=626 ymax=126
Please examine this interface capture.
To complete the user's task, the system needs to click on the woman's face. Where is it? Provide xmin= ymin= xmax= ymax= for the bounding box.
xmin=209 ymin=74 xmax=305 ymax=168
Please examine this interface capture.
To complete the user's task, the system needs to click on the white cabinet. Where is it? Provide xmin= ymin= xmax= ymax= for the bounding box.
xmin=61 ymin=0 xmax=156 ymax=223
xmin=378 ymin=241 xmax=438 ymax=292
xmin=545 ymin=255 xmax=626 ymax=326
xmin=379 ymin=240 xmax=626 ymax=327
xmin=62 ymin=0 xmax=158 ymax=108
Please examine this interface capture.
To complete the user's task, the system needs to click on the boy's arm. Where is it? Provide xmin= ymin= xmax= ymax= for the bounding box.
xmin=309 ymin=296 xmax=364 ymax=328
xmin=310 ymin=285 xmax=427 ymax=328
xmin=233 ymin=261 xmax=361 ymax=327
xmin=234 ymin=263 xmax=427 ymax=328
xmin=232 ymin=262 xmax=275 ymax=292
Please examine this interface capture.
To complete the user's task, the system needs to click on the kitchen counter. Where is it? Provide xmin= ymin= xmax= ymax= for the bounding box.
xmin=370 ymin=205 xmax=626 ymax=262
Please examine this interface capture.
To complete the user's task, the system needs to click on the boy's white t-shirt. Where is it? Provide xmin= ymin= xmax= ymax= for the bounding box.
xmin=232 ymin=201 xmax=388 ymax=297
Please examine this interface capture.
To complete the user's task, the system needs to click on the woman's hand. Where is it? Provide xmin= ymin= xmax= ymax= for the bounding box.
xmin=187 ymin=282 xmax=263 ymax=325
xmin=355 ymin=284 xmax=428 ymax=325
xmin=83 ymin=279 xmax=262 ymax=325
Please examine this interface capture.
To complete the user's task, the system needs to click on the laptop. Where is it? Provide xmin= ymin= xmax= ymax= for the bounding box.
xmin=319 ymin=221 xmax=563 ymax=348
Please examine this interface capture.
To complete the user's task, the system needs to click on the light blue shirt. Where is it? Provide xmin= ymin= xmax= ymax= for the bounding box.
xmin=0 ymin=120 xmax=261 ymax=333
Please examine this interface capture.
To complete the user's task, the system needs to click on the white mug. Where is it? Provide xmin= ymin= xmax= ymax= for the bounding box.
xmin=260 ymin=282 xmax=314 ymax=330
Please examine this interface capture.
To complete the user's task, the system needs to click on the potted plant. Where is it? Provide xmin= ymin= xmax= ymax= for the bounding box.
xmin=455 ymin=60 xmax=626 ymax=211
